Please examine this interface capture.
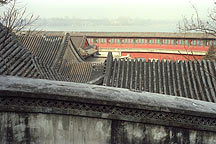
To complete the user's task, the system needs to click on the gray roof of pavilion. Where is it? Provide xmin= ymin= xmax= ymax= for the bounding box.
xmin=103 ymin=52 xmax=216 ymax=103
xmin=18 ymin=33 xmax=103 ymax=83
xmin=0 ymin=24 xmax=104 ymax=83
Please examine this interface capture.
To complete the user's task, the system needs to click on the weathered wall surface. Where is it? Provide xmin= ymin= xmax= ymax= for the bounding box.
xmin=111 ymin=120 xmax=216 ymax=144
xmin=0 ymin=112 xmax=111 ymax=144
xmin=1 ymin=112 xmax=216 ymax=144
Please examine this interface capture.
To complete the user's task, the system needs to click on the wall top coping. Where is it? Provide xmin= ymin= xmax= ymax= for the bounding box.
xmin=0 ymin=76 xmax=216 ymax=119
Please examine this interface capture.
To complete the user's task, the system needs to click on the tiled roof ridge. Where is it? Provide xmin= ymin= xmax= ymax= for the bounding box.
xmin=79 ymin=35 xmax=87 ymax=48
xmin=52 ymin=33 xmax=70 ymax=71
xmin=68 ymin=37 xmax=85 ymax=62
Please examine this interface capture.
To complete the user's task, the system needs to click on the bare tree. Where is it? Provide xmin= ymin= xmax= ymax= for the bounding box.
xmin=0 ymin=0 xmax=39 ymax=34
xmin=178 ymin=3 xmax=216 ymax=36
xmin=0 ymin=0 xmax=39 ymax=74
xmin=178 ymin=3 xmax=216 ymax=60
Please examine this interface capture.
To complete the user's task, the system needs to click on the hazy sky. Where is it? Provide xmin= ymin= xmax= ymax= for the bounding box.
xmin=1 ymin=0 xmax=214 ymax=32
xmin=21 ymin=0 xmax=214 ymax=20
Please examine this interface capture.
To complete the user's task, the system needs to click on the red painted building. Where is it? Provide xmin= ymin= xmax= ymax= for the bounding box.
xmin=70 ymin=32 xmax=216 ymax=61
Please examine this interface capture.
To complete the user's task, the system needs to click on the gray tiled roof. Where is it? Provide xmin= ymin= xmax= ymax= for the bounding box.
xmin=103 ymin=52 xmax=216 ymax=103
xmin=18 ymin=33 xmax=84 ymax=67
xmin=0 ymin=23 xmax=103 ymax=83
xmin=0 ymin=23 xmax=66 ymax=81
xmin=18 ymin=33 xmax=103 ymax=83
